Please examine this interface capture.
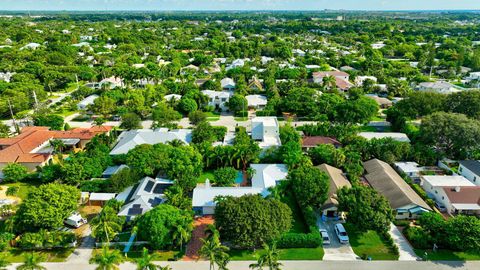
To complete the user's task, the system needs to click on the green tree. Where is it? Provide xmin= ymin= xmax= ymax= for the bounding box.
xmin=199 ymin=234 xmax=230 ymax=270
xmin=164 ymin=184 xmax=192 ymax=210
xmin=215 ymin=195 xmax=292 ymax=248
xmin=152 ymin=103 xmax=182 ymax=128
xmin=233 ymin=128 xmax=261 ymax=171
xmin=226 ymin=94 xmax=247 ymax=113
xmin=108 ymin=168 xmax=140 ymax=193
xmin=420 ymin=112 xmax=480 ymax=159
xmin=2 ymin=163 xmax=28 ymax=183
xmin=136 ymin=204 xmax=193 ymax=250
xmin=49 ymin=139 xmax=66 ymax=154
xmin=17 ymin=253 xmax=46 ymax=270
xmin=120 ymin=112 xmax=142 ymax=130
xmin=288 ymin=165 xmax=329 ymax=209
xmin=249 ymin=242 xmax=282 ymax=270
xmin=89 ymin=245 xmax=124 ymax=270
xmin=335 ymin=96 xmax=379 ymax=124
xmin=90 ymin=206 xmax=125 ymax=243
xmin=33 ymin=114 xmax=64 ymax=130
xmin=91 ymin=96 xmax=116 ymax=117
xmin=0 ymin=122 xmax=10 ymax=138
xmin=135 ymin=248 xmax=159 ymax=270
xmin=0 ymin=253 xmax=11 ymax=270
xmin=15 ymin=184 xmax=79 ymax=232
xmin=188 ymin=111 xmax=207 ymax=125
xmin=178 ymin=98 xmax=198 ymax=114
xmin=338 ymin=185 xmax=394 ymax=234
xmin=213 ymin=167 xmax=237 ymax=187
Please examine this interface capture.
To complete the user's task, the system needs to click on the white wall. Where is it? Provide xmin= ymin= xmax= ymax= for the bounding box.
xmin=459 ymin=164 xmax=480 ymax=186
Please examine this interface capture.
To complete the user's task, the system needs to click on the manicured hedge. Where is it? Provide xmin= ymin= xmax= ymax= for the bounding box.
xmin=17 ymin=230 xmax=76 ymax=250
xmin=277 ymin=232 xmax=322 ymax=248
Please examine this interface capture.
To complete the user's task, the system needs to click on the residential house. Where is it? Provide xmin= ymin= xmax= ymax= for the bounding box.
xmin=0 ymin=72 xmax=15 ymax=83
xmin=312 ymin=71 xmax=353 ymax=91
xmin=363 ymin=159 xmax=432 ymax=219
xmin=317 ymin=164 xmax=351 ymax=218
xmin=417 ymin=81 xmax=460 ymax=94
xmin=110 ymin=129 xmax=193 ymax=155
xmin=88 ymin=193 xmax=117 ymax=206
xmin=99 ymin=76 xmax=123 ymax=89
xmin=164 ymin=94 xmax=182 ymax=102
xmin=202 ymin=90 xmax=233 ymax=111
xmin=20 ymin=43 xmax=41 ymax=50
xmin=246 ymin=95 xmax=268 ymax=110
xmin=102 ymin=164 xmax=129 ymax=179
xmin=221 ymin=78 xmax=236 ymax=91
xmin=0 ymin=126 xmax=112 ymax=171
xmin=366 ymin=95 xmax=393 ymax=109
xmin=355 ymin=76 xmax=378 ymax=86
xmin=248 ymin=77 xmax=264 ymax=91
xmin=301 ymin=136 xmax=342 ymax=150
xmin=358 ymin=132 xmax=410 ymax=143
xmin=226 ymin=59 xmax=245 ymax=70
xmin=394 ymin=162 xmax=424 ymax=183
xmin=116 ymin=176 xmax=174 ymax=220
xmin=421 ymin=175 xmax=479 ymax=215
xmin=458 ymin=160 xmax=480 ymax=186
xmin=192 ymin=164 xmax=288 ymax=215
xmin=77 ymin=94 xmax=99 ymax=110
xmin=251 ymin=117 xmax=281 ymax=150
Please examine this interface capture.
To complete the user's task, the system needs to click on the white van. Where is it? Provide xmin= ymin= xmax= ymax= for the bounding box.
xmin=64 ymin=212 xmax=87 ymax=228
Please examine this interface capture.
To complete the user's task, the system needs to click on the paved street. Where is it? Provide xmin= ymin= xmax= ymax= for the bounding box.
xmin=65 ymin=225 xmax=94 ymax=264
xmin=6 ymin=260 xmax=479 ymax=270
xmin=317 ymin=218 xmax=359 ymax=261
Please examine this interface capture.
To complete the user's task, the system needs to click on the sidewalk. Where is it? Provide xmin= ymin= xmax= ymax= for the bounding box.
xmin=389 ymin=223 xmax=419 ymax=261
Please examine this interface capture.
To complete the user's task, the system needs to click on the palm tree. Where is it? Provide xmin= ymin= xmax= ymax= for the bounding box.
xmin=89 ymin=245 xmax=124 ymax=270
xmin=199 ymin=236 xmax=230 ymax=270
xmin=249 ymin=242 xmax=282 ymax=270
xmin=135 ymin=248 xmax=158 ymax=270
xmin=49 ymin=139 xmax=66 ymax=155
xmin=90 ymin=207 xmax=123 ymax=243
xmin=172 ymin=222 xmax=190 ymax=251
xmin=17 ymin=253 xmax=46 ymax=270
xmin=158 ymin=266 xmax=172 ymax=270
xmin=0 ymin=254 xmax=11 ymax=270
xmin=322 ymin=75 xmax=337 ymax=90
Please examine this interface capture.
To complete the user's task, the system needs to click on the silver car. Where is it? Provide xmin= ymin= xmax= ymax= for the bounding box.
xmin=334 ymin=223 xmax=349 ymax=244
xmin=319 ymin=229 xmax=331 ymax=245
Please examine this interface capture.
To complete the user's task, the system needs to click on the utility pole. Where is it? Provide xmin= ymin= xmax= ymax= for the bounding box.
xmin=7 ymin=99 xmax=19 ymax=134
xmin=75 ymin=74 xmax=79 ymax=90
xmin=32 ymin=90 xmax=39 ymax=112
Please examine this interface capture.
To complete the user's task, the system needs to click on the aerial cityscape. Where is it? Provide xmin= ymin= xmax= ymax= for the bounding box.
xmin=0 ymin=1 xmax=479 ymax=269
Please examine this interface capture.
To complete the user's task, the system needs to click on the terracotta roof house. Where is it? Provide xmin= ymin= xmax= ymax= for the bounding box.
xmin=0 ymin=126 xmax=112 ymax=171
xmin=312 ymin=71 xmax=353 ymax=91
xmin=441 ymin=186 xmax=480 ymax=216
xmin=363 ymin=159 xmax=432 ymax=219
xmin=302 ymin=136 xmax=342 ymax=150
xmin=317 ymin=164 xmax=351 ymax=218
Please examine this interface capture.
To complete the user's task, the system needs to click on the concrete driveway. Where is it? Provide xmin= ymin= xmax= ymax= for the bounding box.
xmin=318 ymin=219 xmax=360 ymax=261
xmin=389 ymin=223 xmax=419 ymax=261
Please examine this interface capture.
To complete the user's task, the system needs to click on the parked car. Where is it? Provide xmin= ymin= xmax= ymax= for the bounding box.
xmin=319 ymin=229 xmax=330 ymax=245
xmin=435 ymin=201 xmax=447 ymax=212
xmin=64 ymin=212 xmax=87 ymax=228
xmin=334 ymin=223 xmax=349 ymax=244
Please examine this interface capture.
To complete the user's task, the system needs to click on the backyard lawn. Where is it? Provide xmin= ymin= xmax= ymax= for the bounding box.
xmin=280 ymin=193 xmax=308 ymax=234
xmin=344 ymin=223 xmax=399 ymax=260
xmin=414 ymin=249 xmax=480 ymax=261
xmin=197 ymin=171 xmax=215 ymax=184
xmin=229 ymin=247 xmax=324 ymax=261
xmin=3 ymin=182 xmax=38 ymax=201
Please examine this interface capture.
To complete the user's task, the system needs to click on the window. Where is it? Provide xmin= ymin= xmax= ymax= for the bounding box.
xmin=459 ymin=167 xmax=463 ymax=172
xmin=474 ymin=176 xmax=477 ymax=182
xmin=442 ymin=196 xmax=444 ymax=200
xmin=435 ymin=190 xmax=438 ymax=194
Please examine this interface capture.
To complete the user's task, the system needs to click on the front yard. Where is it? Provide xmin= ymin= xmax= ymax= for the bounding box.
xmin=0 ymin=248 xmax=74 ymax=263
xmin=344 ymin=223 xmax=399 ymax=260
xmin=413 ymin=249 xmax=480 ymax=261
xmin=229 ymin=247 xmax=324 ymax=261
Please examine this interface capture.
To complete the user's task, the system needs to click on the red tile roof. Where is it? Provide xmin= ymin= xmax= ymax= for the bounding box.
xmin=0 ymin=126 xmax=112 ymax=164
xmin=302 ymin=136 xmax=341 ymax=148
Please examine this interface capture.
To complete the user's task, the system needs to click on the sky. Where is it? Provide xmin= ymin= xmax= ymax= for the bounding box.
xmin=0 ymin=0 xmax=479 ymax=11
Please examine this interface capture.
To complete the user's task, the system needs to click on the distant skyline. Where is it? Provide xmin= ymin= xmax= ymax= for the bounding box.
xmin=0 ymin=0 xmax=479 ymax=11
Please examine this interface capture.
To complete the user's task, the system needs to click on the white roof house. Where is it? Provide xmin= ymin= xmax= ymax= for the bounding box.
xmin=20 ymin=42 xmax=41 ymax=50
xmin=221 ymin=78 xmax=236 ymax=91
xmin=246 ymin=95 xmax=268 ymax=109
xmin=164 ymin=94 xmax=182 ymax=102
xmin=355 ymin=76 xmax=378 ymax=86
xmin=417 ymin=81 xmax=460 ymax=95
xmin=117 ymin=176 xmax=174 ymax=219
xmin=422 ymin=175 xmax=475 ymax=189
xmin=77 ymin=94 xmax=99 ymax=110
xmin=359 ymin=132 xmax=410 ymax=143
xmin=202 ymin=90 xmax=233 ymax=111
xmin=110 ymin=129 xmax=193 ymax=155
xmin=251 ymin=117 xmax=281 ymax=150
xmin=226 ymin=59 xmax=245 ymax=70
xmin=89 ymin=193 xmax=117 ymax=202
xmin=100 ymin=76 xmax=123 ymax=89
xmin=192 ymin=164 xmax=288 ymax=215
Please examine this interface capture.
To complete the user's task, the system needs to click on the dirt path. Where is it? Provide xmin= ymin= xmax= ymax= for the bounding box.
xmin=183 ymin=216 xmax=214 ymax=261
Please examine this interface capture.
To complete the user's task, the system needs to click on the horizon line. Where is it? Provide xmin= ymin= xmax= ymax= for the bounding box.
xmin=0 ymin=9 xmax=479 ymax=12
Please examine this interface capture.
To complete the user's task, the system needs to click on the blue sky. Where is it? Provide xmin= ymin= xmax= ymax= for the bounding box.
xmin=0 ymin=0 xmax=479 ymax=11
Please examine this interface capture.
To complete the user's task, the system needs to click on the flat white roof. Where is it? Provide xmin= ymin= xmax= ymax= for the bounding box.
xmin=192 ymin=187 xmax=263 ymax=207
xmin=394 ymin=162 xmax=422 ymax=173
xmin=251 ymin=116 xmax=278 ymax=127
xmin=422 ymin=175 xmax=475 ymax=187
xmin=359 ymin=132 xmax=410 ymax=143
xmin=89 ymin=193 xmax=117 ymax=201
xmin=452 ymin=203 xmax=480 ymax=210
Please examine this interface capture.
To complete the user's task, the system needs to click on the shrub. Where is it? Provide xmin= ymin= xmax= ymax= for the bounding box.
xmin=79 ymin=179 xmax=111 ymax=192
xmin=0 ymin=232 xmax=14 ymax=251
xmin=17 ymin=231 xmax=76 ymax=250
xmin=213 ymin=167 xmax=237 ymax=187
xmin=235 ymin=110 xmax=248 ymax=117
xmin=404 ymin=226 xmax=431 ymax=249
xmin=5 ymin=186 xmax=19 ymax=196
xmin=277 ymin=232 xmax=321 ymax=248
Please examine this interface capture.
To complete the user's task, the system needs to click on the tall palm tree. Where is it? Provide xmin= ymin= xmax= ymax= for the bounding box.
xmin=199 ymin=236 xmax=230 ymax=270
xmin=135 ymin=248 xmax=158 ymax=270
xmin=172 ymin=222 xmax=190 ymax=251
xmin=89 ymin=245 xmax=124 ymax=270
xmin=90 ymin=207 xmax=123 ymax=243
xmin=49 ymin=139 xmax=66 ymax=155
xmin=17 ymin=253 xmax=46 ymax=270
xmin=0 ymin=254 xmax=11 ymax=270
xmin=249 ymin=242 xmax=282 ymax=270
xmin=322 ymin=75 xmax=337 ymax=90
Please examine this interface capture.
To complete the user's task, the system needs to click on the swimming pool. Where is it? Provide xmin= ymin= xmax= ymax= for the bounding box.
xmin=235 ymin=171 xmax=245 ymax=184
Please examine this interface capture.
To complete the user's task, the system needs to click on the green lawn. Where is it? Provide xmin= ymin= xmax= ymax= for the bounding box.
xmin=198 ymin=171 xmax=215 ymax=184
xmin=0 ymin=248 xmax=74 ymax=263
xmin=229 ymin=247 xmax=324 ymax=261
xmin=280 ymin=193 xmax=308 ymax=234
xmin=4 ymin=182 xmax=37 ymax=201
xmin=414 ymin=249 xmax=480 ymax=261
xmin=234 ymin=117 xmax=248 ymax=122
xmin=344 ymin=223 xmax=399 ymax=260
xmin=205 ymin=112 xmax=221 ymax=121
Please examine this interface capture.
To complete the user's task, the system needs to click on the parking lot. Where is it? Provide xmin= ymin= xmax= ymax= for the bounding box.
xmin=317 ymin=218 xmax=360 ymax=261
